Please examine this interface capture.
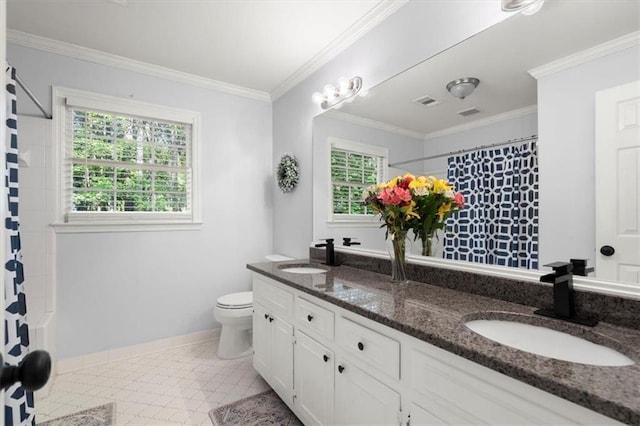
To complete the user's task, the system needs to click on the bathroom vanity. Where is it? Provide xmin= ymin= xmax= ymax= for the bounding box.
xmin=248 ymin=258 xmax=639 ymax=425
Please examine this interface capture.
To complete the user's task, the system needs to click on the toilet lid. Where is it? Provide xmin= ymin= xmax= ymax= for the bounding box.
xmin=216 ymin=291 xmax=253 ymax=309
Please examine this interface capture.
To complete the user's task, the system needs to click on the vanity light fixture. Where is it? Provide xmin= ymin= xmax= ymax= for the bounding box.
xmin=501 ymin=0 xmax=545 ymax=15
xmin=312 ymin=76 xmax=363 ymax=110
xmin=446 ymin=77 xmax=480 ymax=100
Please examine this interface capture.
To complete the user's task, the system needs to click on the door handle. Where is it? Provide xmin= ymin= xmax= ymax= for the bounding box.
xmin=600 ymin=245 xmax=615 ymax=256
xmin=323 ymin=354 xmax=329 ymax=362
xmin=0 ymin=350 xmax=51 ymax=391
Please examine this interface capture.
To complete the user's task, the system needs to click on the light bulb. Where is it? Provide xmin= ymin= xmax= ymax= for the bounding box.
xmin=323 ymin=84 xmax=336 ymax=97
xmin=337 ymin=77 xmax=350 ymax=92
xmin=311 ymin=92 xmax=324 ymax=104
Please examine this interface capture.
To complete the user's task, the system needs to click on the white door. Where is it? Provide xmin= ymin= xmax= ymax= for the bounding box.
xmin=269 ymin=315 xmax=294 ymax=405
xmin=294 ymin=331 xmax=334 ymax=426
xmin=252 ymin=303 xmax=270 ymax=379
xmin=335 ymin=359 xmax=401 ymax=425
xmin=595 ymin=80 xmax=640 ymax=284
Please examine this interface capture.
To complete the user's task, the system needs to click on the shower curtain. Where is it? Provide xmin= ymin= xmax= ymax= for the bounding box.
xmin=5 ymin=66 xmax=35 ymax=425
xmin=443 ymin=140 xmax=538 ymax=269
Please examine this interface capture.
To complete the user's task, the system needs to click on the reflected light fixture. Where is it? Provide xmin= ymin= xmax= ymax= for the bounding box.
xmin=446 ymin=77 xmax=480 ymax=100
xmin=501 ymin=0 xmax=545 ymax=15
xmin=312 ymin=76 xmax=363 ymax=110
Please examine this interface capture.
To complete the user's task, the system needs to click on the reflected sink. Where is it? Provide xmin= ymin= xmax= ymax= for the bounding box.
xmin=465 ymin=319 xmax=635 ymax=366
xmin=279 ymin=265 xmax=327 ymax=274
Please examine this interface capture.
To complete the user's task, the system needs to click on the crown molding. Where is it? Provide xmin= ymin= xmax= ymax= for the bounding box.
xmin=323 ymin=109 xmax=425 ymax=140
xmin=528 ymin=30 xmax=640 ymax=79
xmin=270 ymin=0 xmax=409 ymax=101
xmin=423 ymin=105 xmax=537 ymax=140
xmin=7 ymin=29 xmax=271 ymax=103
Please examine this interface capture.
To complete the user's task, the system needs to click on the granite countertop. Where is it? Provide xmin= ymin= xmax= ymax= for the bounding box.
xmin=247 ymin=259 xmax=640 ymax=425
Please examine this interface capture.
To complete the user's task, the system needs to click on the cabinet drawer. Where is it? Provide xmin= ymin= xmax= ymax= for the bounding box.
xmin=253 ymin=275 xmax=293 ymax=319
xmin=336 ymin=316 xmax=399 ymax=379
xmin=295 ymin=297 xmax=334 ymax=341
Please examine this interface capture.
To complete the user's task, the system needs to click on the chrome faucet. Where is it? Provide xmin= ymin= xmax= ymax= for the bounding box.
xmin=535 ymin=261 xmax=598 ymax=326
xmin=315 ymin=238 xmax=336 ymax=266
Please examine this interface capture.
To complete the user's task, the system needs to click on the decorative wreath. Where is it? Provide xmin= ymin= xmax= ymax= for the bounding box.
xmin=276 ymin=154 xmax=299 ymax=193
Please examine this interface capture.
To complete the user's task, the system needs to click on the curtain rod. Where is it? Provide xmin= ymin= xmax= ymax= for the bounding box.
xmin=388 ymin=135 xmax=537 ymax=168
xmin=14 ymin=72 xmax=52 ymax=120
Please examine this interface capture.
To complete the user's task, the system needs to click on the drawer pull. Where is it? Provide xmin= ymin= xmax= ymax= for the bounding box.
xmin=323 ymin=354 xmax=329 ymax=362
xmin=357 ymin=342 xmax=364 ymax=351
xmin=268 ymin=316 xmax=274 ymax=323
xmin=307 ymin=314 xmax=314 ymax=322
xmin=338 ymin=365 xmax=345 ymax=374
xmin=264 ymin=313 xmax=269 ymax=320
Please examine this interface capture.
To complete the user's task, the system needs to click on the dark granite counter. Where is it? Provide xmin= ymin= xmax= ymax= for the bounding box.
xmin=247 ymin=259 xmax=640 ymax=425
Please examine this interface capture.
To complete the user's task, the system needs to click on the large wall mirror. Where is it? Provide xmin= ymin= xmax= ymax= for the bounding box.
xmin=312 ymin=1 xmax=640 ymax=290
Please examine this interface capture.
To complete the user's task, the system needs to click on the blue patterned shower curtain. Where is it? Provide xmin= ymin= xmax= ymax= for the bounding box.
xmin=4 ymin=66 xmax=35 ymax=425
xmin=443 ymin=140 xmax=539 ymax=269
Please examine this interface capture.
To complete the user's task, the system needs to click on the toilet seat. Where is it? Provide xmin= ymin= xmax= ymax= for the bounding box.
xmin=216 ymin=291 xmax=253 ymax=309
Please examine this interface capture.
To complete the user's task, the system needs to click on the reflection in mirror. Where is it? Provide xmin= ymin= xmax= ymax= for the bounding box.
xmin=312 ymin=1 xmax=640 ymax=287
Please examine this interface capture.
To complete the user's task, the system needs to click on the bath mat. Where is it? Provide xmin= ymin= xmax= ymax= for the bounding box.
xmin=209 ymin=390 xmax=302 ymax=426
xmin=38 ymin=402 xmax=116 ymax=426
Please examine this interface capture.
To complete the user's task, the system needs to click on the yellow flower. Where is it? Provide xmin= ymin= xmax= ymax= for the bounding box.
xmin=437 ymin=202 xmax=452 ymax=219
xmin=432 ymin=178 xmax=451 ymax=194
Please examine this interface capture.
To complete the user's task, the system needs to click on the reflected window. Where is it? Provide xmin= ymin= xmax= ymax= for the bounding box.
xmin=329 ymin=138 xmax=387 ymax=221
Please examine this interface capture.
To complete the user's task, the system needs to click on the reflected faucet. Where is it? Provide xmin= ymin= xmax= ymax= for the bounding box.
xmin=342 ymin=237 xmax=361 ymax=247
xmin=315 ymin=238 xmax=336 ymax=266
xmin=535 ymin=261 xmax=598 ymax=326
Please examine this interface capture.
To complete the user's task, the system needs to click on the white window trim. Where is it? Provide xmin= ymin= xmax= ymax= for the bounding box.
xmin=51 ymin=86 xmax=202 ymax=233
xmin=327 ymin=137 xmax=388 ymax=224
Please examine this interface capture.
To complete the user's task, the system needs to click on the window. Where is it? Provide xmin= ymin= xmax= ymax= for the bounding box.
xmin=53 ymin=87 xmax=201 ymax=231
xmin=329 ymin=138 xmax=387 ymax=222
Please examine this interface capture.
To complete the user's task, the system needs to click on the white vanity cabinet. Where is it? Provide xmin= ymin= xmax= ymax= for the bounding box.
xmin=251 ymin=273 xmax=624 ymax=426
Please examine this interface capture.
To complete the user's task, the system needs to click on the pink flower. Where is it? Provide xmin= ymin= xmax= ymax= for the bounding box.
xmin=453 ymin=192 xmax=465 ymax=208
xmin=378 ymin=187 xmax=411 ymax=206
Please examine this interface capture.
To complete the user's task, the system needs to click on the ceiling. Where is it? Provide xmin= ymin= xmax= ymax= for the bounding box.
xmin=6 ymin=0 xmax=403 ymax=98
xmin=332 ymin=0 xmax=640 ymax=137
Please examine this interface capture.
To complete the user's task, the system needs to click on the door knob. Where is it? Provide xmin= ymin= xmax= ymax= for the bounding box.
xmin=357 ymin=342 xmax=364 ymax=351
xmin=0 ymin=350 xmax=51 ymax=391
xmin=600 ymin=245 xmax=615 ymax=256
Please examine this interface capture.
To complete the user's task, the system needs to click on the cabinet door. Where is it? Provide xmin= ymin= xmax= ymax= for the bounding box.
xmin=409 ymin=401 xmax=447 ymax=426
xmin=294 ymin=331 xmax=334 ymax=426
xmin=252 ymin=302 xmax=270 ymax=378
xmin=335 ymin=360 xmax=401 ymax=426
xmin=270 ymin=315 xmax=294 ymax=404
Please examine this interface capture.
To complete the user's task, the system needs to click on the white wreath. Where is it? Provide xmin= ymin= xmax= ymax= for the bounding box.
xmin=277 ymin=154 xmax=299 ymax=193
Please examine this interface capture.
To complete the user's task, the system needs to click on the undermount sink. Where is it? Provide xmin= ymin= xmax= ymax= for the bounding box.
xmin=465 ymin=319 xmax=635 ymax=367
xmin=279 ymin=265 xmax=328 ymax=274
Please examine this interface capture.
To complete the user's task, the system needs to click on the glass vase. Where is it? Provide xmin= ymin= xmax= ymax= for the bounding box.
xmin=387 ymin=230 xmax=408 ymax=283
xmin=420 ymin=233 xmax=437 ymax=257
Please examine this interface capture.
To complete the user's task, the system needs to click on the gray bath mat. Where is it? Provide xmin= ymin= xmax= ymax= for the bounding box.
xmin=209 ymin=390 xmax=302 ymax=426
xmin=38 ymin=402 xmax=116 ymax=426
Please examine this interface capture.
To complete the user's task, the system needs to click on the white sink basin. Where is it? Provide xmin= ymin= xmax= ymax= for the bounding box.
xmin=465 ymin=319 xmax=634 ymax=366
xmin=280 ymin=266 xmax=327 ymax=274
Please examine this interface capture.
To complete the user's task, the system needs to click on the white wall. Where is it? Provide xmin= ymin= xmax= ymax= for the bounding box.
xmin=312 ymin=113 xmax=424 ymax=251
xmin=422 ymin=112 xmax=538 ymax=175
xmin=537 ymin=46 xmax=639 ymax=269
xmin=8 ymin=44 xmax=273 ymax=360
xmin=273 ymin=1 xmax=511 ymax=258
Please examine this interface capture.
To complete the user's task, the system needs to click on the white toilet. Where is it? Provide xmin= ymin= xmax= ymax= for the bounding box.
xmin=214 ymin=254 xmax=292 ymax=359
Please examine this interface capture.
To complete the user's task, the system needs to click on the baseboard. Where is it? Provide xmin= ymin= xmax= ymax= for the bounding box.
xmin=56 ymin=328 xmax=220 ymax=374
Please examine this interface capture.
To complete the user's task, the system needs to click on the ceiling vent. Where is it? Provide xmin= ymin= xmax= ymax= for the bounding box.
xmin=457 ymin=107 xmax=480 ymax=117
xmin=412 ymin=95 xmax=439 ymax=107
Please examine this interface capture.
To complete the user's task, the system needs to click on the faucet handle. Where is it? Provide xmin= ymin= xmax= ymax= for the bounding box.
xmin=342 ymin=237 xmax=360 ymax=246
xmin=543 ymin=261 xmax=573 ymax=275
xmin=314 ymin=238 xmax=334 ymax=247
xmin=570 ymin=259 xmax=594 ymax=276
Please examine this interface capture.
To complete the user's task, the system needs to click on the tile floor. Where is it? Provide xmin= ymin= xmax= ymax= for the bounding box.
xmin=35 ymin=339 xmax=270 ymax=425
